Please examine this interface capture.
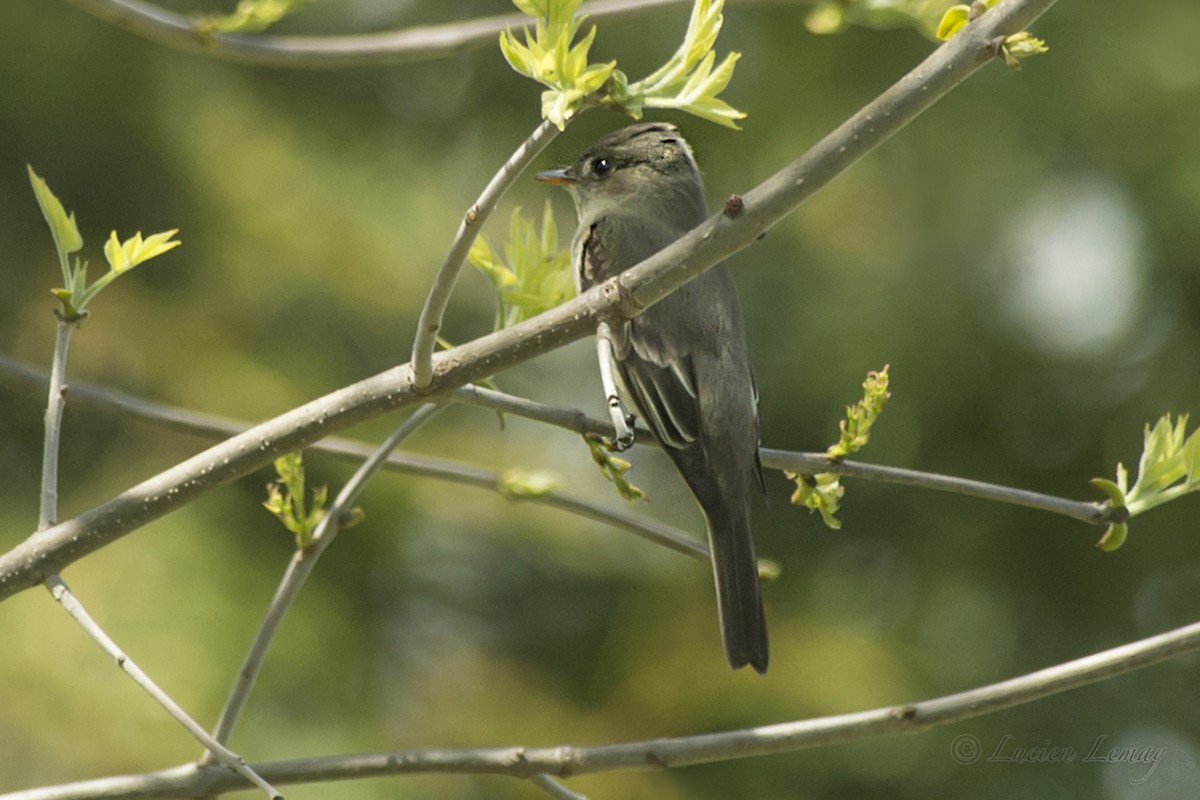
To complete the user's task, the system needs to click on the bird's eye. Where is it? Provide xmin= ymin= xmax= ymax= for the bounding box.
xmin=591 ymin=157 xmax=613 ymax=177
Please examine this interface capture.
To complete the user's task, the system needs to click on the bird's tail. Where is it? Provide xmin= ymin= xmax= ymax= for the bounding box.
xmin=705 ymin=504 xmax=768 ymax=674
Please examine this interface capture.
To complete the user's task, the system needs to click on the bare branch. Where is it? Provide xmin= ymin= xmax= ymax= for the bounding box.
xmin=531 ymin=774 xmax=589 ymax=800
xmin=760 ymin=450 xmax=1114 ymax=526
xmin=43 ymin=575 xmax=282 ymax=799
xmin=62 ymin=0 xmax=702 ymax=69
xmin=8 ymin=613 xmax=1199 ymax=799
xmin=0 ymin=354 xmax=707 ymax=561
xmin=35 ymin=321 xmax=279 ymax=797
xmin=0 ymin=0 xmax=1059 ymax=602
xmin=203 ymin=404 xmax=444 ymax=760
xmin=411 ymin=119 xmax=561 ymax=388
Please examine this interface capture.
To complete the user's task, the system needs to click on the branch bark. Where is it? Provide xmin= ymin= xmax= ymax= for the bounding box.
xmin=8 ymin=612 xmax=1198 ymax=799
xmin=0 ymin=0 xmax=1059 ymax=602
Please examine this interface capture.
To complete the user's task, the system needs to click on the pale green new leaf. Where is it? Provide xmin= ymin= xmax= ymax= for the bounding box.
xmin=263 ymin=451 xmax=331 ymax=549
xmin=469 ymin=203 xmax=573 ymax=328
xmin=27 ymin=166 xmax=84 ymax=286
xmin=502 ymin=0 xmax=745 ymax=130
xmin=935 ymin=5 xmax=971 ymax=40
xmin=584 ymin=434 xmax=647 ymax=502
xmin=104 ymin=229 xmax=182 ymax=274
xmin=788 ymin=366 xmax=891 ymax=529
xmin=1092 ymin=413 xmax=1200 ymax=550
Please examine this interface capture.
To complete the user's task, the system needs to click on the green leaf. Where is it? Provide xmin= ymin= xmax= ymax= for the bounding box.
xmin=1092 ymin=413 xmax=1200 ymax=549
xmin=502 ymin=0 xmax=745 ymax=130
xmin=787 ymin=366 xmax=891 ymax=529
xmin=619 ymin=0 xmax=746 ymax=127
xmin=1089 ymin=477 xmax=1126 ymax=508
xmin=935 ymin=5 xmax=971 ymax=40
xmin=469 ymin=204 xmax=573 ymax=329
xmin=263 ymin=451 xmax=332 ymax=549
xmin=103 ymin=229 xmax=182 ymax=274
xmin=1095 ymin=523 xmax=1128 ymax=552
xmin=585 ymin=434 xmax=647 ymax=502
xmin=27 ymin=166 xmax=83 ymax=284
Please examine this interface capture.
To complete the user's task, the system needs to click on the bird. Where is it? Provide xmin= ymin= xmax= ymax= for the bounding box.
xmin=536 ymin=121 xmax=768 ymax=673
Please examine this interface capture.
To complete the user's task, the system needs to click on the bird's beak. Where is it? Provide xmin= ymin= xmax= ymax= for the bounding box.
xmin=534 ymin=168 xmax=574 ymax=186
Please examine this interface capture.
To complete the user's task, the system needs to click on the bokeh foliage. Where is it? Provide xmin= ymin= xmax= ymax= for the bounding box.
xmin=2 ymin=0 xmax=1200 ymax=797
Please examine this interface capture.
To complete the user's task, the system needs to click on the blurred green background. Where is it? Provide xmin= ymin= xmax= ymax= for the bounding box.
xmin=2 ymin=1 xmax=1200 ymax=798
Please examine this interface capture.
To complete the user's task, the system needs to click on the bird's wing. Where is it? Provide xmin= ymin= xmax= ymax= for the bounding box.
xmin=618 ymin=314 xmax=702 ymax=451
xmin=577 ymin=213 xmax=705 ymax=451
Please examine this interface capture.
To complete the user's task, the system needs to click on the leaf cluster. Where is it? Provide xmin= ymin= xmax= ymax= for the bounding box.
xmin=787 ymin=366 xmax=891 ymax=530
xmin=468 ymin=203 xmax=574 ymax=330
xmin=1091 ymin=414 xmax=1200 ymax=551
xmin=263 ymin=452 xmax=331 ymax=550
xmin=28 ymin=166 xmax=180 ymax=319
xmin=585 ymin=434 xmax=647 ymax=502
xmin=500 ymin=0 xmax=745 ymax=130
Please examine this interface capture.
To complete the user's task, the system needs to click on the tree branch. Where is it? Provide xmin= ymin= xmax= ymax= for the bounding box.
xmin=759 ymin=450 xmax=1113 ymax=526
xmin=0 ymin=354 xmax=708 ymax=561
xmin=202 ymin=404 xmax=445 ymax=759
xmin=7 ymin=613 xmax=1198 ymax=799
xmin=0 ymin=0 xmax=1059 ymax=603
xmin=61 ymin=0 xmax=702 ymax=69
xmin=43 ymin=575 xmax=282 ymax=800
xmin=411 ymin=119 xmax=561 ymax=388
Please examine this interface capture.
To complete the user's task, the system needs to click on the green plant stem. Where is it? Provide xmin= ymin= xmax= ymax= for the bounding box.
xmin=38 ymin=316 xmax=75 ymax=531
xmin=203 ymin=403 xmax=445 ymax=757
xmin=411 ymin=119 xmax=561 ymax=388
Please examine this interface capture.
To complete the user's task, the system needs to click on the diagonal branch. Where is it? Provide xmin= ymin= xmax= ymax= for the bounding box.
xmin=0 ymin=0 xmax=1060 ymax=603
xmin=203 ymin=404 xmax=446 ymax=758
xmin=7 ymin=612 xmax=1198 ymax=799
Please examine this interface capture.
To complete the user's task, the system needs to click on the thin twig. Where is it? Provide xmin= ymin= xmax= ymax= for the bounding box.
xmin=530 ymin=774 xmax=589 ymax=800
xmin=410 ymin=119 xmax=561 ymax=388
xmin=5 ymin=351 xmax=1118 ymax=546
xmin=62 ymin=0 xmax=705 ymax=69
xmin=759 ymin=450 xmax=1113 ymax=526
xmin=204 ymin=404 xmax=446 ymax=757
xmin=7 ymin=612 xmax=1199 ymax=799
xmin=453 ymin=384 xmax=1115 ymax=526
xmin=35 ymin=323 xmax=280 ymax=798
xmin=43 ymin=575 xmax=283 ymax=799
xmin=0 ymin=355 xmax=707 ymax=560
xmin=0 ymin=0 xmax=1062 ymax=602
